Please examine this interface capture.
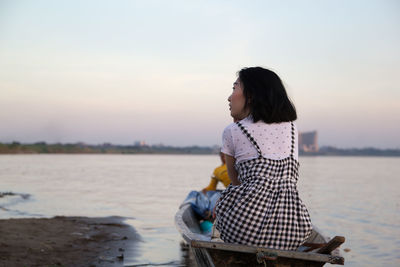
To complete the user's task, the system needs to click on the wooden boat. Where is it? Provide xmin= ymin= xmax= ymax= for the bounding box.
xmin=175 ymin=203 xmax=345 ymax=267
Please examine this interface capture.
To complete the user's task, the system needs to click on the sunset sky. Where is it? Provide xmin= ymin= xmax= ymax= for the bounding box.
xmin=1 ymin=0 xmax=399 ymax=148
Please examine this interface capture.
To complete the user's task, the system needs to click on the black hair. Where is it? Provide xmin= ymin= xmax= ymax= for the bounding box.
xmin=238 ymin=67 xmax=297 ymax=123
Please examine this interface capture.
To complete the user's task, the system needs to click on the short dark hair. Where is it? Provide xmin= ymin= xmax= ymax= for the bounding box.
xmin=238 ymin=67 xmax=297 ymax=123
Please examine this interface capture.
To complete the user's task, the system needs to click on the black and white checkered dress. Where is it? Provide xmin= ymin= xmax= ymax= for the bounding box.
xmin=215 ymin=121 xmax=312 ymax=250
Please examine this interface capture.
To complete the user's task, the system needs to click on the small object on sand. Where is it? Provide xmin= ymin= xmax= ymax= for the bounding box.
xmin=70 ymin=232 xmax=84 ymax=236
xmin=117 ymin=253 xmax=124 ymax=261
xmin=343 ymin=248 xmax=351 ymax=252
xmin=99 ymin=255 xmax=114 ymax=263
xmin=110 ymin=233 xmax=121 ymax=240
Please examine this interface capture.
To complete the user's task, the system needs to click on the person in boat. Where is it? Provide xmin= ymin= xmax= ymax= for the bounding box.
xmin=214 ymin=67 xmax=312 ymax=250
xmin=201 ymin=151 xmax=231 ymax=194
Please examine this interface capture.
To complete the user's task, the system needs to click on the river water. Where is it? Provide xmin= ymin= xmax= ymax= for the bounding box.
xmin=0 ymin=155 xmax=399 ymax=266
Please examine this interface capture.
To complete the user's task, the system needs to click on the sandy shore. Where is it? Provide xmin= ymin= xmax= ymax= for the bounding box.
xmin=0 ymin=216 xmax=140 ymax=267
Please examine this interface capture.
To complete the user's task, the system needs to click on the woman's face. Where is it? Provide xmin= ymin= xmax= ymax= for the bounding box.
xmin=228 ymin=78 xmax=249 ymax=121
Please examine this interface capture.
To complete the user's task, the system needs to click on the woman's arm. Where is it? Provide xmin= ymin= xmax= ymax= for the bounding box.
xmin=225 ymin=154 xmax=240 ymax=185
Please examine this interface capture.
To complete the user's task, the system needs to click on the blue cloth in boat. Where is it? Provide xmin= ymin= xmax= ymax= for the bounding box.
xmin=182 ymin=190 xmax=221 ymax=219
xmin=215 ymin=121 xmax=312 ymax=250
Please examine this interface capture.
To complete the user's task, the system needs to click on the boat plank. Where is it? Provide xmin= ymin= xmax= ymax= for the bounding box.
xmin=208 ymin=249 xmax=326 ymax=267
xmin=192 ymin=247 xmax=215 ymax=267
xmin=316 ymin=236 xmax=345 ymax=254
xmin=191 ymin=240 xmax=343 ymax=265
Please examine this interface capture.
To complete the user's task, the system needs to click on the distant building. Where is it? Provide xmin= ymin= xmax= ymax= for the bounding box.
xmin=134 ymin=140 xmax=148 ymax=147
xmin=299 ymin=131 xmax=318 ymax=152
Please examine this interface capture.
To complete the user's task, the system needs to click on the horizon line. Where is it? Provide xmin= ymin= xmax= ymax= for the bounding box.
xmin=1 ymin=141 xmax=399 ymax=151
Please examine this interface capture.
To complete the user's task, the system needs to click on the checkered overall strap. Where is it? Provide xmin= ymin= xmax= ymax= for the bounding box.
xmin=236 ymin=121 xmax=296 ymax=158
xmin=290 ymin=121 xmax=295 ymax=158
xmin=236 ymin=121 xmax=263 ymax=157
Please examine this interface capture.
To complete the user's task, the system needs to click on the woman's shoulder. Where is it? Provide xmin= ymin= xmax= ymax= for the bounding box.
xmin=222 ymin=122 xmax=238 ymax=139
xmin=223 ymin=117 xmax=252 ymax=134
xmin=223 ymin=120 xmax=242 ymax=132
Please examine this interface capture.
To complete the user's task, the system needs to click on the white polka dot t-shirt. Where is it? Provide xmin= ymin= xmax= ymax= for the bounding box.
xmin=221 ymin=116 xmax=298 ymax=164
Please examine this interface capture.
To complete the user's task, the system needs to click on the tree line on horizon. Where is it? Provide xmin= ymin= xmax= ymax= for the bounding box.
xmin=0 ymin=141 xmax=399 ymax=156
xmin=0 ymin=141 xmax=218 ymax=154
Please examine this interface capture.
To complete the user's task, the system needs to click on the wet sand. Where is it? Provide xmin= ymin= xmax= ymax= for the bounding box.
xmin=0 ymin=216 xmax=140 ymax=267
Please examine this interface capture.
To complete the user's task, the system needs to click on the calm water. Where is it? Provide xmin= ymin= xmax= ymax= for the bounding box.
xmin=0 ymin=155 xmax=399 ymax=266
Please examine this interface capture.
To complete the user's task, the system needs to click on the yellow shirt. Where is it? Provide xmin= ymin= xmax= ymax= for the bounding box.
xmin=204 ymin=164 xmax=230 ymax=191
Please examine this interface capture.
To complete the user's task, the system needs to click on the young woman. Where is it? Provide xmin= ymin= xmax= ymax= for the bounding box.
xmin=215 ymin=67 xmax=312 ymax=250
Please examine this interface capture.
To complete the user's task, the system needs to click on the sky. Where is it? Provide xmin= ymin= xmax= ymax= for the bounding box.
xmin=0 ymin=0 xmax=399 ymax=148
